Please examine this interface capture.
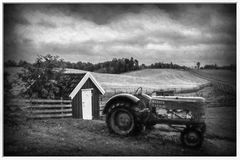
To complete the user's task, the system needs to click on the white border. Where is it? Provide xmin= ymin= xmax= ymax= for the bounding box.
xmin=1 ymin=1 xmax=238 ymax=159
xmin=1 ymin=0 xmax=239 ymax=2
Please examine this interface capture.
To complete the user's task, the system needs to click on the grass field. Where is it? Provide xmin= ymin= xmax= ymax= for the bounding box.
xmin=5 ymin=68 xmax=235 ymax=92
xmin=191 ymin=69 xmax=236 ymax=85
xmin=4 ymin=110 xmax=236 ymax=156
xmin=65 ymin=68 xmax=209 ymax=93
xmin=5 ymin=67 xmax=210 ymax=95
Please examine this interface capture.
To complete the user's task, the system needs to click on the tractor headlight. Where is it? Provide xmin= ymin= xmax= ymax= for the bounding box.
xmin=186 ymin=111 xmax=192 ymax=119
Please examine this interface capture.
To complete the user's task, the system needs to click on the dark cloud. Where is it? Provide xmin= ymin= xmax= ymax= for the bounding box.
xmin=162 ymin=4 xmax=236 ymax=41
xmin=39 ymin=42 xmax=96 ymax=56
xmin=3 ymin=3 xmax=236 ymax=66
xmin=4 ymin=4 xmax=30 ymax=27
xmin=37 ymin=19 xmax=57 ymax=28
xmin=57 ymin=4 xmax=143 ymax=25
xmin=4 ymin=4 xmax=29 ymax=61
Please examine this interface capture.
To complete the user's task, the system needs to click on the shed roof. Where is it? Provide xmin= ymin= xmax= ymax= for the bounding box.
xmin=60 ymin=73 xmax=86 ymax=98
xmin=69 ymin=72 xmax=105 ymax=99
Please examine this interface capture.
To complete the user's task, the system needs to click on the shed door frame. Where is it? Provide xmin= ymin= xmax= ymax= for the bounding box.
xmin=81 ymin=88 xmax=93 ymax=120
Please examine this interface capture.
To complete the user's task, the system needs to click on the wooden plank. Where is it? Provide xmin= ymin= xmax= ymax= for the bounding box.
xmin=94 ymin=90 xmax=100 ymax=119
xmin=27 ymin=99 xmax=71 ymax=103
xmin=78 ymin=89 xmax=82 ymax=118
xmin=73 ymin=90 xmax=82 ymax=118
xmin=31 ymin=109 xmax=72 ymax=114
xmin=29 ymin=113 xmax=72 ymax=119
xmin=72 ymin=98 xmax=75 ymax=118
xmin=7 ymin=99 xmax=71 ymax=105
xmin=30 ymin=104 xmax=71 ymax=109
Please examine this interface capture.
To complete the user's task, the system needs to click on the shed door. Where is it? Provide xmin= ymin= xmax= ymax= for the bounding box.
xmin=81 ymin=89 xmax=92 ymax=120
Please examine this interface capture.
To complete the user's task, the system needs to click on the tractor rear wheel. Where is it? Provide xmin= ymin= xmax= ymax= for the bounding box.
xmin=106 ymin=102 xmax=139 ymax=136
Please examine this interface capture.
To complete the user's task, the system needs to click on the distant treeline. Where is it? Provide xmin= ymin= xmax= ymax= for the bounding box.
xmin=200 ymin=64 xmax=236 ymax=70
xmin=149 ymin=62 xmax=187 ymax=69
xmin=4 ymin=57 xmax=186 ymax=73
xmin=5 ymin=58 xmax=140 ymax=73
xmin=64 ymin=57 xmax=140 ymax=74
xmin=4 ymin=55 xmax=236 ymax=74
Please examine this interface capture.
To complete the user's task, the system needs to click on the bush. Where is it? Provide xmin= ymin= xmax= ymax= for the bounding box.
xmin=19 ymin=54 xmax=65 ymax=99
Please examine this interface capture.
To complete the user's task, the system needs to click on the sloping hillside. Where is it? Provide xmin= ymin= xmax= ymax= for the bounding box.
xmin=65 ymin=68 xmax=209 ymax=93
xmin=5 ymin=67 xmax=210 ymax=94
xmin=190 ymin=69 xmax=236 ymax=85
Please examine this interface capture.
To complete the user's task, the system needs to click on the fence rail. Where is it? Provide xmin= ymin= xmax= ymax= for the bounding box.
xmin=30 ymin=104 xmax=72 ymax=109
xmin=28 ymin=99 xmax=71 ymax=103
xmin=22 ymin=99 xmax=73 ymax=119
xmin=7 ymin=99 xmax=71 ymax=105
xmin=8 ymin=98 xmax=106 ymax=119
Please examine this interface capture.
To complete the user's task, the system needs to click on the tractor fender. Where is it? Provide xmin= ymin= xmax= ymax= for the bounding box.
xmin=102 ymin=93 xmax=140 ymax=115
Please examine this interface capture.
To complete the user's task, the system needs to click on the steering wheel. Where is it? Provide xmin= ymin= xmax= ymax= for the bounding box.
xmin=135 ymin=87 xmax=143 ymax=95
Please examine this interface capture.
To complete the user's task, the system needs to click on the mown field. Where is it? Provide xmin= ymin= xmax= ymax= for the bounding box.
xmin=5 ymin=68 xmax=235 ymax=94
xmin=4 ymin=67 xmax=236 ymax=156
xmin=65 ymin=68 xmax=209 ymax=93
xmin=5 ymin=67 xmax=210 ymax=95
xmin=195 ymin=69 xmax=236 ymax=84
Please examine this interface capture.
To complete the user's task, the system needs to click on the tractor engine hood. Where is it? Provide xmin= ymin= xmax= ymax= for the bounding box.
xmin=150 ymin=95 xmax=206 ymax=122
xmin=151 ymin=96 xmax=205 ymax=103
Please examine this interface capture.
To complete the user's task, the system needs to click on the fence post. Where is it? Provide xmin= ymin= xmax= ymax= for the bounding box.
xmin=30 ymin=97 xmax=32 ymax=117
xmin=61 ymin=97 xmax=63 ymax=118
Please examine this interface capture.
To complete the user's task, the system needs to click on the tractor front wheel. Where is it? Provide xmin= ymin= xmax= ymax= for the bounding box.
xmin=180 ymin=128 xmax=204 ymax=148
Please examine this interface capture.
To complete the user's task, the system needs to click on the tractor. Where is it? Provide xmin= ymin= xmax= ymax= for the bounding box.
xmin=103 ymin=87 xmax=206 ymax=148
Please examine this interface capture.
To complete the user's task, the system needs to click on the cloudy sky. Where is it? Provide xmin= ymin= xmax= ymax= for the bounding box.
xmin=4 ymin=4 xmax=236 ymax=66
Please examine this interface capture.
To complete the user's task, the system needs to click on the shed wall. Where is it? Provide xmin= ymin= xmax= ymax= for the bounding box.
xmin=72 ymin=78 xmax=100 ymax=119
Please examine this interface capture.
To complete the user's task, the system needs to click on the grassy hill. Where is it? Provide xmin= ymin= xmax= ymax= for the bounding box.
xmin=65 ymin=68 xmax=209 ymax=93
xmin=192 ymin=69 xmax=236 ymax=85
xmin=5 ymin=67 xmax=210 ymax=94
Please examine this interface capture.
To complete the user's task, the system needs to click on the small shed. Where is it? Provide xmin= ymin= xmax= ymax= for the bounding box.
xmin=69 ymin=72 xmax=105 ymax=119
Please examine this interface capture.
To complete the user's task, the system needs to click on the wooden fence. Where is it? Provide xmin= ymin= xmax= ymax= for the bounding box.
xmin=23 ymin=99 xmax=72 ymax=119
xmin=8 ymin=98 xmax=106 ymax=119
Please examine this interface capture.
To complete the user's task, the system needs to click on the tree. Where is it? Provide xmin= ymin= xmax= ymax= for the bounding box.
xmin=196 ymin=62 xmax=200 ymax=69
xmin=18 ymin=60 xmax=31 ymax=67
xmin=129 ymin=57 xmax=134 ymax=71
xmin=140 ymin=64 xmax=146 ymax=69
xmin=134 ymin=59 xmax=139 ymax=70
xmin=19 ymin=54 xmax=65 ymax=99
xmin=4 ymin=72 xmax=12 ymax=102
xmin=5 ymin=60 xmax=18 ymax=67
